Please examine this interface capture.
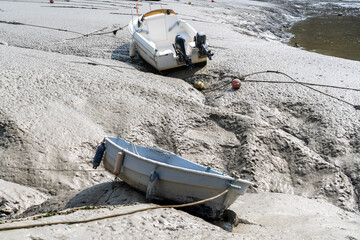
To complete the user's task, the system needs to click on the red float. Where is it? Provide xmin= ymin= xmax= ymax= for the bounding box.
xmin=232 ymin=79 xmax=241 ymax=89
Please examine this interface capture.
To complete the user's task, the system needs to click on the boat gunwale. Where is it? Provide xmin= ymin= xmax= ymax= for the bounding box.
xmin=105 ymin=137 xmax=252 ymax=184
xmin=141 ymin=9 xmax=176 ymax=21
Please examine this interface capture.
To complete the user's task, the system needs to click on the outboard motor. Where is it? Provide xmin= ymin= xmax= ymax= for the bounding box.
xmin=173 ymin=35 xmax=193 ymax=68
xmin=194 ymin=32 xmax=214 ymax=60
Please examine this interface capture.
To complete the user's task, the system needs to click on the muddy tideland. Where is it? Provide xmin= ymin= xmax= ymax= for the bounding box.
xmin=0 ymin=0 xmax=359 ymax=239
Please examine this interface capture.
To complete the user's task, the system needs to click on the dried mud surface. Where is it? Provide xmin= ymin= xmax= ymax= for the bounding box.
xmin=0 ymin=0 xmax=359 ymax=239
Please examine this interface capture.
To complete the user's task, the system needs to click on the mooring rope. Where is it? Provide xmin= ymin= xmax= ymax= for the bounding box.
xmin=195 ymin=70 xmax=360 ymax=110
xmin=0 ymin=20 xmax=84 ymax=35
xmin=242 ymin=79 xmax=360 ymax=92
xmin=248 ymin=70 xmax=360 ymax=110
xmin=0 ymin=166 xmax=107 ymax=172
xmin=66 ymin=23 xmax=129 ymax=40
xmin=0 ymin=189 xmax=229 ymax=231
xmin=0 ymin=20 xmax=128 ymax=40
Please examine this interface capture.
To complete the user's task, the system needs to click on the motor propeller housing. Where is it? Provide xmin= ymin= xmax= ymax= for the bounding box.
xmin=174 ymin=35 xmax=193 ymax=68
xmin=194 ymin=32 xmax=214 ymax=60
xmin=195 ymin=32 xmax=206 ymax=48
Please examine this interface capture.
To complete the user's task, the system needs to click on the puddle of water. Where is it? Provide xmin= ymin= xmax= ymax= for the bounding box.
xmin=288 ymin=15 xmax=360 ymax=61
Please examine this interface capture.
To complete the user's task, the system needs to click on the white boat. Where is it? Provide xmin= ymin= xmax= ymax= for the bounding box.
xmin=128 ymin=9 xmax=214 ymax=71
xmin=93 ymin=137 xmax=252 ymax=219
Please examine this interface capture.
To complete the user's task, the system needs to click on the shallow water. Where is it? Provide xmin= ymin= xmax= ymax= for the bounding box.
xmin=288 ymin=15 xmax=360 ymax=61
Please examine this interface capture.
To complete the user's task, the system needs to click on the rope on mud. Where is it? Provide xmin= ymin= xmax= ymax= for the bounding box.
xmin=84 ymin=24 xmax=128 ymax=36
xmin=242 ymin=79 xmax=360 ymax=92
xmin=0 ymin=166 xmax=107 ymax=172
xmin=0 ymin=20 xmax=84 ymax=36
xmin=42 ymin=5 xmax=118 ymax=11
xmin=0 ymin=20 xmax=127 ymax=40
xmin=66 ymin=23 xmax=129 ymax=40
xmin=248 ymin=70 xmax=360 ymax=110
xmin=196 ymin=70 xmax=360 ymax=110
xmin=71 ymin=61 xmax=134 ymax=69
xmin=0 ymin=189 xmax=229 ymax=231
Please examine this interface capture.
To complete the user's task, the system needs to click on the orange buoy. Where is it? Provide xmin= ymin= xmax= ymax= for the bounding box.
xmin=50 ymin=0 xmax=54 ymax=3
xmin=232 ymin=79 xmax=241 ymax=89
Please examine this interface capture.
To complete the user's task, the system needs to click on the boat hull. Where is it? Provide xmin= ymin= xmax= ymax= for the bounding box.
xmin=135 ymin=41 xmax=207 ymax=71
xmin=102 ymin=137 xmax=252 ymax=219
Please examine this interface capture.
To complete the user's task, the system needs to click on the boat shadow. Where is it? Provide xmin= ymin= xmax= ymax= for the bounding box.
xmin=64 ymin=180 xmax=217 ymax=219
xmin=111 ymin=43 xmax=208 ymax=80
xmin=64 ymin=181 xmax=147 ymax=209
xmin=160 ymin=62 xmax=207 ymax=80
xmin=65 ymin=181 xmax=237 ymax=231
xmin=63 ymin=180 xmax=211 ymax=220
xmin=64 ymin=181 xmax=218 ymax=221
xmin=18 ymin=181 xmax=146 ymax=218
xmin=18 ymin=180 xmax=236 ymax=231
xmin=111 ymin=43 xmax=159 ymax=74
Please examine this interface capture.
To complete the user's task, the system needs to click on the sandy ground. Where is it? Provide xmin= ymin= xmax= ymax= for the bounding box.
xmin=0 ymin=0 xmax=360 ymax=239
xmin=1 ymin=183 xmax=359 ymax=239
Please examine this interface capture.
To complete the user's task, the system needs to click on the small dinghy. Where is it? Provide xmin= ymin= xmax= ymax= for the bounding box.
xmin=128 ymin=9 xmax=214 ymax=71
xmin=93 ymin=137 xmax=252 ymax=219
